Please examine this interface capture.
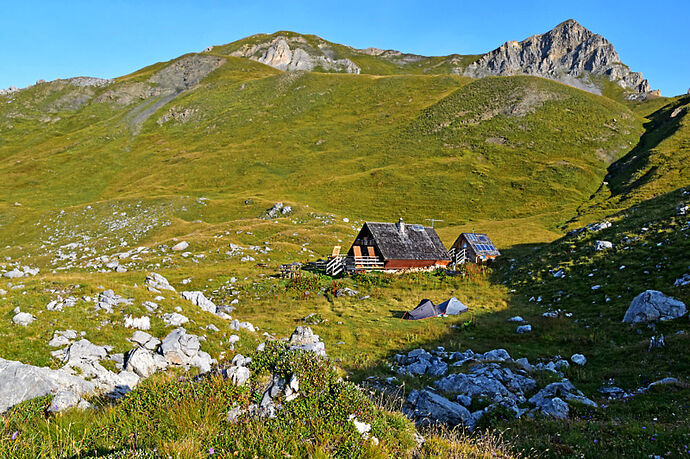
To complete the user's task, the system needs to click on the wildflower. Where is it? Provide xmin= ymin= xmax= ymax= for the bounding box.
xmin=11 ymin=431 xmax=18 ymax=440
xmin=209 ymin=447 xmax=215 ymax=455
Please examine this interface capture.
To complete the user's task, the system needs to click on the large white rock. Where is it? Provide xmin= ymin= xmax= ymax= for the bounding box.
xmin=145 ymin=272 xmax=176 ymax=292
xmin=12 ymin=312 xmax=35 ymax=326
xmin=124 ymin=348 xmax=167 ymax=378
xmin=3 ymin=269 xmax=25 ymax=278
xmin=162 ymin=312 xmax=189 ymax=326
xmin=0 ymin=358 xmax=96 ymax=412
xmin=622 ymin=290 xmax=687 ymax=323
xmin=160 ymin=328 xmax=201 ymax=366
xmin=124 ymin=315 xmax=151 ymax=330
xmin=171 ymin=241 xmax=189 ymax=251
xmin=595 ymin=240 xmax=614 ymax=251
xmin=181 ymin=291 xmax=217 ymax=314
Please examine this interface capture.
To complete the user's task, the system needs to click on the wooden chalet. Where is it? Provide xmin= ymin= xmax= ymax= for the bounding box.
xmin=449 ymin=232 xmax=500 ymax=263
xmin=343 ymin=219 xmax=451 ymax=271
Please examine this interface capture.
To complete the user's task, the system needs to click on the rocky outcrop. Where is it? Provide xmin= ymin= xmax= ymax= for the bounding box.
xmin=289 ymin=326 xmax=326 ymax=357
xmin=392 ymin=346 xmax=595 ymax=429
xmin=230 ymin=36 xmax=360 ymax=74
xmin=149 ymin=55 xmax=225 ymax=93
xmin=461 ymin=19 xmax=651 ymax=94
xmin=65 ymin=77 xmax=113 ymax=88
xmin=622 ymin=290 xmax=687 ymax=323
xmin=0 ymin=358 xmax=96 ymax=412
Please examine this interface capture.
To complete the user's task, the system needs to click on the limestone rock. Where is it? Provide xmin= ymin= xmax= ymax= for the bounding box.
xmin=171 ymin=241 xmax=189 ymax=251
xmin=231 ymin=36 xmax=361 ymax=74
xmin=516 ymin=324 xmax=532 ymax=334
xmin=124 ymin=347 xmax=167 ymax=378
xmin=131 ymin=331 xmax=161 ymax=351
xmin=182 ymin=291 xmax=217 ymax=314
xmin=12 ymin=312 xmax=35 ymax=326
xmin=571 ymin=354 xmax=587 ymax=366
xmin=289 ymin=326 xmax=326 ymax=357
xmin=0 ymin=358 xmax=96 ymax=413
xmin=622 ymin=290 xmax=687 ymax=323
xmin=226 ymin=366 xmax=251 ymax=386
xmin=407 ymin=389 xmax=472 ymax=426
xmin=145 ymin=272 xmax=176 ymax=292
xmin=538 ymin=396 xmax=569 ymax=419
xmin=48 ymin=389 xmax=81 ymax=413
xmin=462 ymin=20 xmax=650 ymax=94
xmin=162 ymin=312 xmax=189 ymax=326
xmin=595 ymin=240 xmax=614 ymax=251
xmin=124 ymin=315 xmax=151 ymax=330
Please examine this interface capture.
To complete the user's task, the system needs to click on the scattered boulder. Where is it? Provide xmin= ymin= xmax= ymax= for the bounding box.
xmin=571 ymin=354 xmax=587 ymax=366
xmin=48 ymin=389 xmax=83 ymax=413
xmin=674 ymin=274 xmax=690 ymax=287
xmin=263 ymin=202 xmax=292 ymax=219
xmin=406 ymin=389 xmax=472 ymax=426
xmin=162 ymin=312 xmax=189 ymax=326
xmin=124 ymin=315 xmax=151 ymax=330
xmin=124 ymin=347 xmax=167 ymax=378
xmin=595 ymin=240 xmax=614 ymax=251
xmin=3 ymin=269 xmax=24 ymax=279
xmin=529 ymin=380 xmax=597 ymax=411
xmin=182 ymin=291 xmax=217 ymax=314
xmin=131 ymin=331 xmax=161 ymax=351
xmin=171 ymin=241 xmax=189 ymax=251
xmin=226 ymin=365 xmax=251 ymax=386
xmin=516 ymin=324 xmax=532 ymax=334
xmin=49 ymin=330 xmax=78 ymax=348
xmin=538 ymin=397 xmax=569 ymax=419
xmin=12 ymin=312 xmax=35 ymax=326
xmin=335 ymin=287 xmax=359 ymax=297
xmin=289 ymin=326 xmax=326 ymax=357
xmin=508 ymin=316 xmax=524 ymax=322
xmin=160 ymin=328 xmax=215 ymax=372
xmin=0 ymin=358 xmax=96 ymax=412
xmin=622 ymin=290 xmax=687 ymax=323
xmin=95 ymin=290 xmax=131 ymax=313
xmin=587 ymin=221 xmax=611 ymax=232
xmin=145 ymin=272 xmax=176 ymax=292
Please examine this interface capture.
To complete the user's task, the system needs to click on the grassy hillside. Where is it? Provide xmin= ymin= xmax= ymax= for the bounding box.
xmin=0 ymin=43 xmax=688 ymax=458
xmin=0 ymin=56 xmax=644 ymax=248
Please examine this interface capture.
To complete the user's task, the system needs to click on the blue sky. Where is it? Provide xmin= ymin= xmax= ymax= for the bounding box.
xmin=1 ymin=0 xmax=687 ymax=95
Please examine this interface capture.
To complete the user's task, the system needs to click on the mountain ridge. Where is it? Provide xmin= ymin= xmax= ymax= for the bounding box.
xmin=1 ymin=20 xmax=658 ymax=100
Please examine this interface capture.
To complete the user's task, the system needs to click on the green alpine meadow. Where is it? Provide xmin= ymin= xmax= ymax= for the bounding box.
xmin=0 ymin=16 xmax=688 ymax=458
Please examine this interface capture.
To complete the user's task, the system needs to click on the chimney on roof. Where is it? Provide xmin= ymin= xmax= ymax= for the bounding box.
xmin=397 ymin=217 xmax=405 ymax=233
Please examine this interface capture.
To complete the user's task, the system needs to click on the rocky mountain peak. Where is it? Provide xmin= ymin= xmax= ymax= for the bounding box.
xmin=462 ymin=20 xmax=652 ymax=95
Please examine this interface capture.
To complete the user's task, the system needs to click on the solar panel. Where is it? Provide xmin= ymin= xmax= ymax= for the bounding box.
xmin=467 ymin=234 xmax=476 ymax=241
xmin=410 ymin=224 xmax=424 ymax=230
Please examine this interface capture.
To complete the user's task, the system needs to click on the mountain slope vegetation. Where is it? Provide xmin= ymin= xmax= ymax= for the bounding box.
xmin=0 ymin=23 xmax=688 ymax=458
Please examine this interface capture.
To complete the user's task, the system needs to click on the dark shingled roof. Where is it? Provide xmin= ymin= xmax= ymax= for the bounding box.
xmin=365 ymin=221 xmax=450 ymax=261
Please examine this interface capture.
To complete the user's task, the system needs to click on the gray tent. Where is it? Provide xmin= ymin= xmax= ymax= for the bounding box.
xmin=437 ymin=296 xmax=468 ymax=316
xmin=403 ymin=299 xmax=441 ymax=320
